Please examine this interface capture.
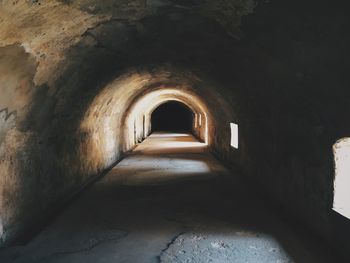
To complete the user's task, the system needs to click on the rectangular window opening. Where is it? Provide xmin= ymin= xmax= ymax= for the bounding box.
xmin=333 ymin=138 xmax=350 ymax=219
xmin=230 ymin=123 xmax=238 ymax=149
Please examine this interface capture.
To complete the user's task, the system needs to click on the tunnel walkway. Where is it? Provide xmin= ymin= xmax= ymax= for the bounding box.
xmin=1 ymin=133 xmax=336 ymax=263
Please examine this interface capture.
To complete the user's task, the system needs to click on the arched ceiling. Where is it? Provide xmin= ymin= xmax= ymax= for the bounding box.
xmin=0 ymin=0 xmax=256 ymax=85
xmin=1 ymin=0 xmax=350 ymax=252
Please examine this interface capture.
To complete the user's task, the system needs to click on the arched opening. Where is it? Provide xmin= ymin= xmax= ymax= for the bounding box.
xmin=122 ymin=87 xmax=217 ymax=151
xmin=151 ymin=101 xmax=193 ymax=133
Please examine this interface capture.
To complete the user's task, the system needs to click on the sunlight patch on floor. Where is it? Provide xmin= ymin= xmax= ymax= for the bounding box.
xmin=106 ymin=132 xmax=225 ymax=185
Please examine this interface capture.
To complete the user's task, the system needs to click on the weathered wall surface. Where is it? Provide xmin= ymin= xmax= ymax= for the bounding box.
xmin=0 ymin=45 xmax=37 ymax=243
xmin=235 ymin=0 xmax=350 ymax=258
xmin=0 ymin=0 xmax=242 ymax=246
xmin=0 ymin=0 xmax=350 ymax=259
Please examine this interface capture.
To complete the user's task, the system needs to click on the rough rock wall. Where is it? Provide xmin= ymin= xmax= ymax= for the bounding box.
xmin=237 ymin=0 xmax=350 ymax=258
xmin=0 ymin=45 xmax=38 ymax=243
xmin=0 ymin=0 xmax=245 ymax=246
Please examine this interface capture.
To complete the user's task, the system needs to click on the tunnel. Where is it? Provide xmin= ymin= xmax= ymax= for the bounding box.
xmin=0 ymin=0 xmax=350 ymax=262
xmin=151 ymin=101 xmax=193 ymax=133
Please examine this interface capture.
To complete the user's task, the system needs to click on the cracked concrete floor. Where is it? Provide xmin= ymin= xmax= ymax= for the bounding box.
xmin=0 ymin=133 xmax=338 ymax=262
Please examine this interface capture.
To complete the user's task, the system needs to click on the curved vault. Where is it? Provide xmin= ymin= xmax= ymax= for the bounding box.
xmin=77 ymin=70 xmax=232 ymax=180
xmin=0 ymin=67 xmax=236 ymax=247
xmin=123 ymin=87 xmax=211 ymax=151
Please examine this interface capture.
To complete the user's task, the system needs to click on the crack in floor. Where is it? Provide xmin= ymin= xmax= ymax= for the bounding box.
xmin=1 ymin=133 xmax=339 ymax=263
xmin=157 ymin=231 xmax=186 ymax=263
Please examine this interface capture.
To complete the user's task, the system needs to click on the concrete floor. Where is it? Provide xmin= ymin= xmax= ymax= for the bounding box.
xmin=0 ymin=133 xmax=338 ymax=262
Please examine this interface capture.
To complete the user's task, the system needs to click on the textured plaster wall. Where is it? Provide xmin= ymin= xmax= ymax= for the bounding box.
xmin=236 ymin=0 xmax=350 ymax=258
xmin=0 ymin=45 xmax=38 ymax=244
xmin=0 ymin=1 xmax=243 ymax=244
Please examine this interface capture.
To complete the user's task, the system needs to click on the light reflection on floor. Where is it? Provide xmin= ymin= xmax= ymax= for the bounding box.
xmin=131 ymin=132 xmax=207 ymax=155
xmin=109 ymin=133 xmax=219 ymax=185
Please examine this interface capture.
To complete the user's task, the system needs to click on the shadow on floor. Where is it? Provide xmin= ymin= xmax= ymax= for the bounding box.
xmin=0 ymin=133 xmax=342 ymax=263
